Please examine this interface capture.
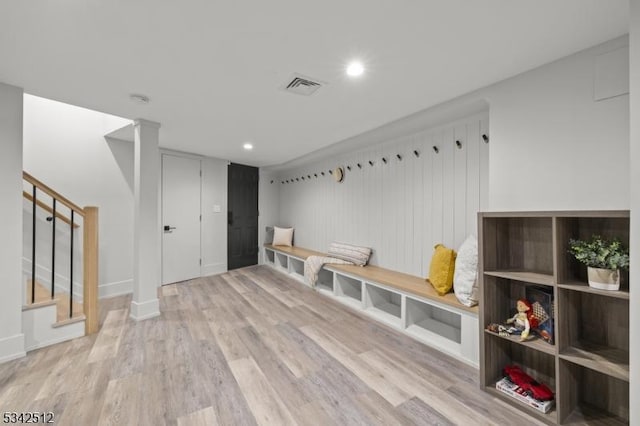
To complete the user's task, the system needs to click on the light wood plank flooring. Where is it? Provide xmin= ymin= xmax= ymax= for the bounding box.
xmin=1 ymin=266 xmax=545 ymax=425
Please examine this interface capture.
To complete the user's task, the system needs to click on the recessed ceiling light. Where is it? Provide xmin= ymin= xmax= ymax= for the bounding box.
xmin=346 ymin=61 xmax=364 ymax=77
xmin=129 ymin=93 xmax=150 ymax=104
xmin=243 ymin=143 xmax=253 ymax=151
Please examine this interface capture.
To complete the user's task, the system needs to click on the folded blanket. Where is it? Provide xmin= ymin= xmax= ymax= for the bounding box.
xmin=304 ymin=255 xmax=353 ymax=287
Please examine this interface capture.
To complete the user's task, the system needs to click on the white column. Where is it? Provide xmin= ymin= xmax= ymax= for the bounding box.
xmin=630 ymin=0 xmax=640 ymax=421
xmin=130 ymin=119 xmax=161 ymax=320
xmin=0 ymin=82 xmax=26 ymax=362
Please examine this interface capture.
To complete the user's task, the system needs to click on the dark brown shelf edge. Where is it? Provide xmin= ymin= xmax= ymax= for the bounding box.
xmin=484 ymin=330 xmax=556 ymax=356
xmin=559 ymin=351 xmax=629 ymax=383
xmin=557 ymin=282 xmax=629 ymax=300
xmin=479 ymin=210 xmax=629 ymax=218
xmin=485 ymin=386 xmax=557 ymax=424
xmin=484 ymin=270 xmax=555 ymax=287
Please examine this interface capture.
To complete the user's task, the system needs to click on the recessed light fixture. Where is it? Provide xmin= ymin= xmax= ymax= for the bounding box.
xmin=129 ymin=93 xmax=150 ymax=104
xmin=346 ymin=61 xmax=364 ymax=77
xmin=243 ymin=143 xmax=253 ymax=151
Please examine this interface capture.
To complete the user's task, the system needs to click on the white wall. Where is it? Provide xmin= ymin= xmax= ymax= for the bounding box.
xmin=258 ymin=169 xmax=281 ymax=263
xmin=277 ymin=112 xmax=489 ymax=277
xmin=23 ymin=95 xmax=134 ymax=298
xmin=201 ymin=157 xmax=228 ymax=276
xmin=487 ymin=36 xmax=629 ymax=210
xmin=629 ymin=1 xmax=639 ymax=421
xmin=0 ymin=82 xmax=26 ymax=362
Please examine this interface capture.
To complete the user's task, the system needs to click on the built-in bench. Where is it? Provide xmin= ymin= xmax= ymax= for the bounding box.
xmin=263 ymin=244 xmax=479 ymax=367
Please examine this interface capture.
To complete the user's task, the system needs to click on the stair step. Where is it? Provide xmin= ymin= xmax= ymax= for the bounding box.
xmin=22 ymin=300 xmax=57 ymax=311
xmin=52 ymin=315 xmax=86 ymax=328
xmin=26 ymin=280 xmax=84 ymax=323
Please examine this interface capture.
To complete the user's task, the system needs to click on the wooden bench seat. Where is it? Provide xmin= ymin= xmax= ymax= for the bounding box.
xmin=264 ymin=244 xmax=478 ymax=314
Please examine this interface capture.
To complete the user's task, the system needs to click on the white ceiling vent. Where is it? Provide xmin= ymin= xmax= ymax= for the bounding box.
xmin=282 ymin=73 xmax=325 ymax=96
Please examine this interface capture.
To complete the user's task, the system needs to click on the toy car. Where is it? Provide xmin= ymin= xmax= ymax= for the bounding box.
xmin=503 ymin=365 xmax=554 ymax=401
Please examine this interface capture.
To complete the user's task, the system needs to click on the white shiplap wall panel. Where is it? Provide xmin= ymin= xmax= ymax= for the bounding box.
xmin=274 ymin=112 xmax=488 ymax=277
xmin=454 ymin=123 xmax=468 ymax=247
xmin=479 ymin=117 xmax=490 ymax=212
xmin=442 ymin=127 xmax=455 ymax=249
xmin=431 ymin=130 xmax=444 ymax=253
xmin=466 ymin=119 xmax=481 ymax=237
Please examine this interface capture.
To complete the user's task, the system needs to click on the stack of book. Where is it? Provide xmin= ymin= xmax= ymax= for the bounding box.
xmin=496 ymin=377 xmax=555 ymax=414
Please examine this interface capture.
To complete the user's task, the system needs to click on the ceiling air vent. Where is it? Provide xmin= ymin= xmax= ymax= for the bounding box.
xmin=282 ymin=73 xmax=325 ymax=96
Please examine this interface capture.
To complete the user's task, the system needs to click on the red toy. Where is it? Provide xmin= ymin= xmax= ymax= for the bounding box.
xmin=503 ymin=365 xmax=554 ymax=401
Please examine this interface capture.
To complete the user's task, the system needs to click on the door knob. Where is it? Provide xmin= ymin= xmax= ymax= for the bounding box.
xmin=164 ymin=225 xmax=176 ymax=232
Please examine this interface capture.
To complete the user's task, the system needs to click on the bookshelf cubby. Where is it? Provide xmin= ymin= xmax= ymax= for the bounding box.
xmin=479 ymin=211 xmax=630 ymax=425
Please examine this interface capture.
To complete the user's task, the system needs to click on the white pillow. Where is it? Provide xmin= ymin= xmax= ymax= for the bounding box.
xmin=453 ymin=235 xmax=479 ymax=307
xmin=272 ymin=226 xmax=294 ymax=246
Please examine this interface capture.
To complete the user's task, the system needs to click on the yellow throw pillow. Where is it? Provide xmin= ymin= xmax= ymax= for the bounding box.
xmin=428 ymin=244 xmax=457 ymax=295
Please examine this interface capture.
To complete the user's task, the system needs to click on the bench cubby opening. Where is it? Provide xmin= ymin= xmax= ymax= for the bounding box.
xmin=405 ymin=297 xmax=461 ymax=345
xmin=316 ymin=268 xmax=334 ymax=294
xmin=334 ymin=273 xmax=363 ymax=308
xmin=265 ymin=249 xmax=275 ymax=265
xmin=364 ymin=283 xmax=402 ymax=327
xmin=275 ymin=252 xmax=288 ymax=270
xmin=288 ymin=257 xmax=305 ymax=281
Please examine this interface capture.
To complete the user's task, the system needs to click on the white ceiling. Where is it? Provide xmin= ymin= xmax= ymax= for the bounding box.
xmin=0 ymin=1 xmax=629 ymax=167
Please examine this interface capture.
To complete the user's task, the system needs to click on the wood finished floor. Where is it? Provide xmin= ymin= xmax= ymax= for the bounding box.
xmin=0 ymin=266 xmax=544 ymax=426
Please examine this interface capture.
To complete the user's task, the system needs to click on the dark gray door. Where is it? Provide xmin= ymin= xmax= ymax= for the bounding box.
xmin=227 ymin=163 xmax=259 ymax=270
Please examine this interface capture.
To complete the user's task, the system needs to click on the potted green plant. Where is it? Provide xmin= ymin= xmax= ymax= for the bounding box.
xmin=568 ymin=235 xmax=629 ymax=291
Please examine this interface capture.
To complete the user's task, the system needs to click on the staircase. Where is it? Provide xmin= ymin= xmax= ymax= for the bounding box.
xmin=21 ymin=171 xmax=99 ymax=351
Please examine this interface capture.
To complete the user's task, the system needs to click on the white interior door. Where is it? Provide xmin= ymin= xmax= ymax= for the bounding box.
xmin=162 ymin=154 xmax=201 ymax=285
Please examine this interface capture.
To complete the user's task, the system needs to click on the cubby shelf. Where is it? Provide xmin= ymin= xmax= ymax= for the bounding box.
xmin=484 ymin=329 xmax=556 ymax=356
xmin=559 ymin=343 xmax=629 ymax=382
xmin=557 ymin=282 xmax=629 ymax=300
xmin=485 ymin=386 xmax=558 ymax=424
xmin=484 ymin=270 xmax=554 ymax=287
xmin=479 ymin=210 xmax=630 ymax=425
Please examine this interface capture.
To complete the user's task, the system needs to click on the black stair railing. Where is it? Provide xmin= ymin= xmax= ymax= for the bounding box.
xmin=27 ymin=183 xmax=79 ymax=319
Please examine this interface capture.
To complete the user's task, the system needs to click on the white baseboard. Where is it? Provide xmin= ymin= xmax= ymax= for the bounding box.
xmin=99 ymin=279 xmax=133 ymax=299
xmin=203 ymin=262 xmax=227 ymax=277
xmin=130 ymin=298 xmax=160 ymax=321
xmin=0 ymin=333 xmax=26 ymax=364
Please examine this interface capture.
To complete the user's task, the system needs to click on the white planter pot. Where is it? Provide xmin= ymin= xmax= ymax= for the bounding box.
xmin=587 ymin=267 xmax=620 ymax=291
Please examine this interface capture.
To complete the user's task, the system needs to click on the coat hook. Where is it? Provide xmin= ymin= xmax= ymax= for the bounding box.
xmin=369 ymin=160 xmax=374 ymax=166
xmin=321 ymin=172 xmax=325 ymax=176
xmin=455 ymin=140 xmax=462 ymax=149
xmin=433 ymin=146 xmax=439 ymax=154
xmin=329 ymin=170 xmax=333 ymax=175
xmin=357 ymin=163 xmax=362 ymax=169
xmin=347 ymin=165 xmax=351 ymax=171
xmin=296 ymin=178 xmax=299 ymax=181
xmin=314 ymin=173 xmax=318 ymax=178
xmin=301 ymin=176 xmax=305 ymax=180
xmin=307 ymin=175 xmax=311 ymax=179
xmin=270 ymin=180 xmax=274 ymax=184
xmin=382 ymin=157 xmax=387 ymax=164
xmin=413 ymin=150 xmax=420 ymax=158
xmin=280 ymin=181 xmax=284 ymax=184
xmin=396 ymin=154 xmax=402 ymax=161
xmin=482 ymin=134 xmax=489 ymax=143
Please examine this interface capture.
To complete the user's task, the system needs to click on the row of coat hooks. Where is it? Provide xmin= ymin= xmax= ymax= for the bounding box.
xmin=270 ymin=134 xmax=489 ymax=184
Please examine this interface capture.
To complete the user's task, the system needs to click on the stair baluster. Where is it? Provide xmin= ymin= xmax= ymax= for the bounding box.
xmin=31 ymin=185 xmax=36 ymax=304
xmin=51 ymin=198 xmax=56 ymax=300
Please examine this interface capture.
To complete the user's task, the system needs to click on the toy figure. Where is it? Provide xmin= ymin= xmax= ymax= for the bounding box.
xmin=506 ymin=299 xmax=539 ymax=341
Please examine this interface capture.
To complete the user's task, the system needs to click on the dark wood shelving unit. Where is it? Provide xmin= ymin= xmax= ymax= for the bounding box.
xmin=479 ymin=211 xmax=630 ymax=425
